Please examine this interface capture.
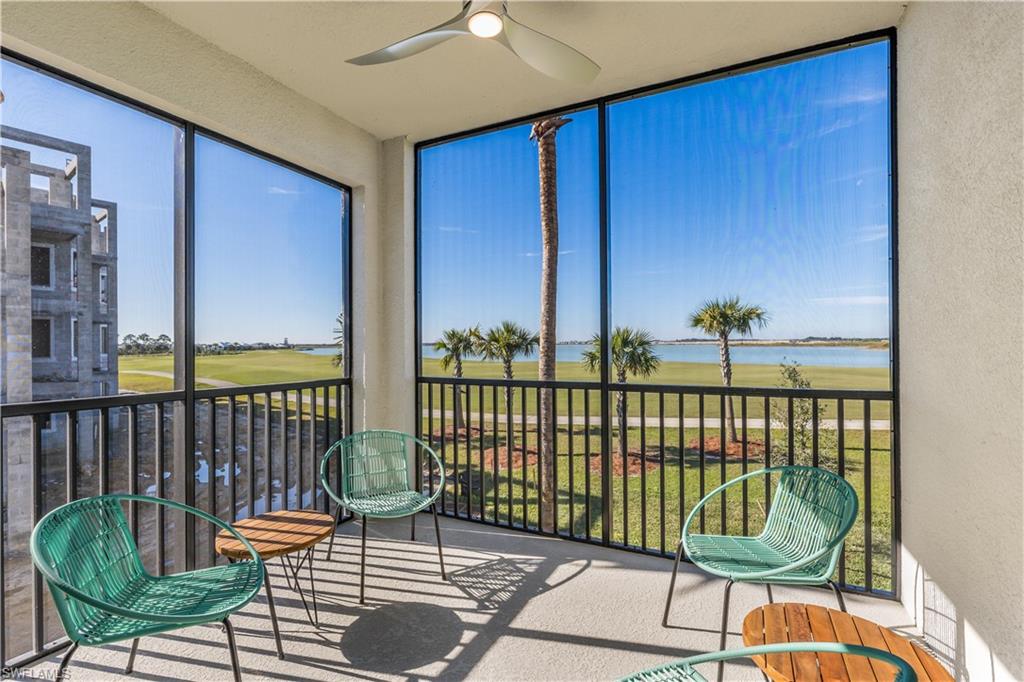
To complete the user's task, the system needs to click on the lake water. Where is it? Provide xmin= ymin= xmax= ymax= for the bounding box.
xmin=301 ymin=343 xmax=888 ymax=367
xmin=299 ymin=347 xmax=342 ymax=356
xmin=418 ymin=342 xmax=889 ymax=368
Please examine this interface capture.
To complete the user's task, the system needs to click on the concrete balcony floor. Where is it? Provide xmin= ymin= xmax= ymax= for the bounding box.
xmin=32 ymin=517 xmax=916 ymax=681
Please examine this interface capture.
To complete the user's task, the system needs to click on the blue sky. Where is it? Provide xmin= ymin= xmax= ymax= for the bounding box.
xmin=420 ymin=40 xmax=891 ymax=343
xmin=1 ymin=58 xmax=345 ymax=344
xmin=194 ymin=137 xmax=345 ymax=344
xmin=4 ymin=39 xmax=890 ymax=347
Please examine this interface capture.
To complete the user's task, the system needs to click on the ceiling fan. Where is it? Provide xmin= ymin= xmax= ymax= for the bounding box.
xmin=347 ymin=1 xmax=600 ymax=84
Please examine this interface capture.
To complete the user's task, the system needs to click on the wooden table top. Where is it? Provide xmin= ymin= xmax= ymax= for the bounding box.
xmin=743 ymin=603 xmax=953 ymax=682
xmin=215 ymin=509 xmax=336 ymax=561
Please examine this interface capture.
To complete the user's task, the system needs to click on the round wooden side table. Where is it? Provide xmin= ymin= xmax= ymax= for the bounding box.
xmin=216 ymin=509 xmax=336 ymax=659
xmin=742 ymin=602 xmax=953 ymax=682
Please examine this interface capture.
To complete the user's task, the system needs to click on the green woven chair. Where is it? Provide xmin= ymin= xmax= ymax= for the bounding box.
xmin=320 ymin=429 xmax=446 ymax=604
xmin=619 ymin=643 xmax=916 ymax=682
xmin=31 ymin=495 xmax=264 ymax=681
xmin=663 ymin=466 xmax=858 ymax=675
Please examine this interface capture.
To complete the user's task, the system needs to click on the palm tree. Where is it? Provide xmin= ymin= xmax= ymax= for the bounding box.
xmin=331 ymin=312 xmax=345 ymax=369
xmin=474 ymin=321 xmax=539 ymax=389
xmin=475 ymin=322 xmax=538 ymax=490
xmin=434 ymin=326 xmax=478 ymax=431
xmin=582 ymin=327 xmax=661 ymax=466
xmin=531 ymin=115 xmax=569 ymax=532
xmin=688 ymin=297 xmax=768 ymax=443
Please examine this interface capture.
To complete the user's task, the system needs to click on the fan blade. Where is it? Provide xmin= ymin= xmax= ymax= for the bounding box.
xmin=347 ymin=9 xmax=471 ymax=65
xmin=499 ymin=15 xmax=600 ymax=83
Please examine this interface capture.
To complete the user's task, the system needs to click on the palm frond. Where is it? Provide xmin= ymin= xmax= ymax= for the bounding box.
xmin=611 ymin=326 xmax=661 ymax=379
xmin=581 ymin=333 xmax=602 ymax=374
xmin=479 ymin=320 xmax=539 ymax=364
xmin=434 ymin=327 xmax=477 ymax=375
xmin=688 ymin=296 xmax=768 ymax=338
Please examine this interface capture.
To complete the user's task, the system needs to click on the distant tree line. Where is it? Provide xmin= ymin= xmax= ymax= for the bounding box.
xmin=118 ymin=334 xmax=291 ymax=356
xmin=118 ymin=333 xmax=172 ymax=355
xmin=195 ymin=341 xmax=287 ymax=356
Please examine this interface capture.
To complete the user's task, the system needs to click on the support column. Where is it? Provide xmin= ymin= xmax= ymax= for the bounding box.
xmin=367 ymin=137 xmax=416 ymax=435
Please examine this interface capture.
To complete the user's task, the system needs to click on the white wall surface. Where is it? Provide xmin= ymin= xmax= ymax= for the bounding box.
xmin=0 ymin=0 xmax=389 ymax=429
xmin=377 ymin=136 xmax=417 ymax=433
xmin=897 ymin=3 xmax=1023 ymax=680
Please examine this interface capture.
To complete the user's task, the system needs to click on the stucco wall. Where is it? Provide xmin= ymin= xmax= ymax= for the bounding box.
xmin=0 ymin=1 xmax=387 ymax=429
xmin=377 ymin=137 xmax=418 ymax=434
xmin=897 ymin=3 xmax=1023 ymax=680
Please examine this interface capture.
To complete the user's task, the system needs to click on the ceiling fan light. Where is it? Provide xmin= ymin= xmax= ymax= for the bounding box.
xmin=468 ymin=11 xmax=503 ymax=38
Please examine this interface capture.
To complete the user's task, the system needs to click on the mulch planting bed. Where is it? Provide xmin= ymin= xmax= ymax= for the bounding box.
xmin=427 ymin=431 xmax=767 ymax=476
xmin=686 ymin=435 xmax=766 ymax=462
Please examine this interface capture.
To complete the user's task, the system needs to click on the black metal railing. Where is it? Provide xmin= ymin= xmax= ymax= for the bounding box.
xmin=0 ymin=377 xmax=351 ymax=668
xmin=416 ymin=376 xmax=896 ymax=597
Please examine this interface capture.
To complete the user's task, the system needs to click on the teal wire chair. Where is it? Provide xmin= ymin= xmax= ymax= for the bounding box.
xmin=663 ymin=466 xmax=858 ymax=676
xmin=320 ymin=430 xmax=446 ymax=604
xmin=619 ymin=643 xmax=916 ymax=682
xmin=31 ymin=495 xmax=264 ymax=681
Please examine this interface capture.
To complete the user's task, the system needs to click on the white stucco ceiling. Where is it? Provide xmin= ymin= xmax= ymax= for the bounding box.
xmin=146 ymin=1 xmax=905 ymax=142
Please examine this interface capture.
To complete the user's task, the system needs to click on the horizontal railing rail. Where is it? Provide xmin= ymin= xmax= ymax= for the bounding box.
xmin=422 ymin=376 xmax=602 ymax=391
xmin=0 ymin=377 xmax=351 ymax=668
xmin=424 ymin=374 xmax=893 ymax=401
xmin=1 ymin=378 xmax=351 ymax=417
xmin=1 ymin=390 xmax=185 ymax=417
xmin=194 ymin=378 xmax=351 ymax=399
xmin=415 ymin=375 xmax=896 ymax=600
xmin=607 ymin=382 xmax=893 ymax=401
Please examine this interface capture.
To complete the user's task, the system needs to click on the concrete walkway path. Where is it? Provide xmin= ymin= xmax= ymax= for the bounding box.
xmin=121 ymin=369 xmax=237 ymax=389
xmin=121 ymin=370 xmax=341 ymax=409
xmin=422 ymin=409 xmax=891 ymax=431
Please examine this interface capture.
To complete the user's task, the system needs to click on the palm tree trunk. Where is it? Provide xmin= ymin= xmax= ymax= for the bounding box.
xmin=534 ymin=117 xmax=566 ymax=534
xmin=718 ymin=334 xmax=738 ymax=443
xmin=454 ymin=360 xmax=464 ymax=432
xmin=503 ymin=362 xmax=514 ymax=415
xmin=616 ymin=368 xmax=628 ymax=470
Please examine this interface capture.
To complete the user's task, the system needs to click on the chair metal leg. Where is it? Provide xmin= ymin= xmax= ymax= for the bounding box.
xmin=411 ymin=511 xmax=416 ymax=541
xmin=263 ymin=564 xmax=285 ymax=660
xmin=765 ymin=583 xmax=774 ymax=603
xmin=431 ymin=504 xmax=446 ymax=580
xmin=326 ymin=505 xmax=344 ymax=562
xmin=716 ymin=579 xmax=734 ymax=682
xmin=829 ymin=579 xmax=847 ymax=612
xmin=280 ymin=556 xmax=295 ymax=591
xmin=307 ymin=546 xmax=319 ymax=625
xmin=57 ymin=642 xmax=78 ymax=680
xmin=286 ymin=547 xmax=319 ymax=626
xmin=359 ymin=514 xmax=368 ymax=604
xmin=222 ymin=617 xmax=242 ymax=682
xmin=662 ymin=540 xmax=685 ymax=627
xmin=125 ymin=637 xmax=140 ymax=674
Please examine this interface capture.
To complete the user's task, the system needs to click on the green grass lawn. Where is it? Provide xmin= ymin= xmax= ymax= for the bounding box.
xmin=121 ymin=350 xmax=888 ymax=391
xmin=423 ymin=356 xmax=890 ymax=391
xmin=116 ymin=349 xmax=892 ymax=591
xmin=117 ymin=372 xmax=218 ymax=392
xmin=420 ymin=419 xmax=895 ymax=593
xmin=120 ymin=351 xmax=890 ymax=420
xmin=120 ymin=350 xmax=343 ymax=388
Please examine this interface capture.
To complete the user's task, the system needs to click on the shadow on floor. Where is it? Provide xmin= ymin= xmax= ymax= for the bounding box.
xmin=448 ymin=556 xmax=542 ymax=610
xmin=339 ymin=602 xmax=463 ymax=673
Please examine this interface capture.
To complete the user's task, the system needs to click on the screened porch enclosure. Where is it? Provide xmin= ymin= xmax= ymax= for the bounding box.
xmin=2 ymin=1 xmax=1022 ymax=680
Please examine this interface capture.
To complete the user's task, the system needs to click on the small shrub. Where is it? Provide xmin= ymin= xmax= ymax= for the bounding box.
xmin=770 ymin=360 xmax=836 ymax=467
